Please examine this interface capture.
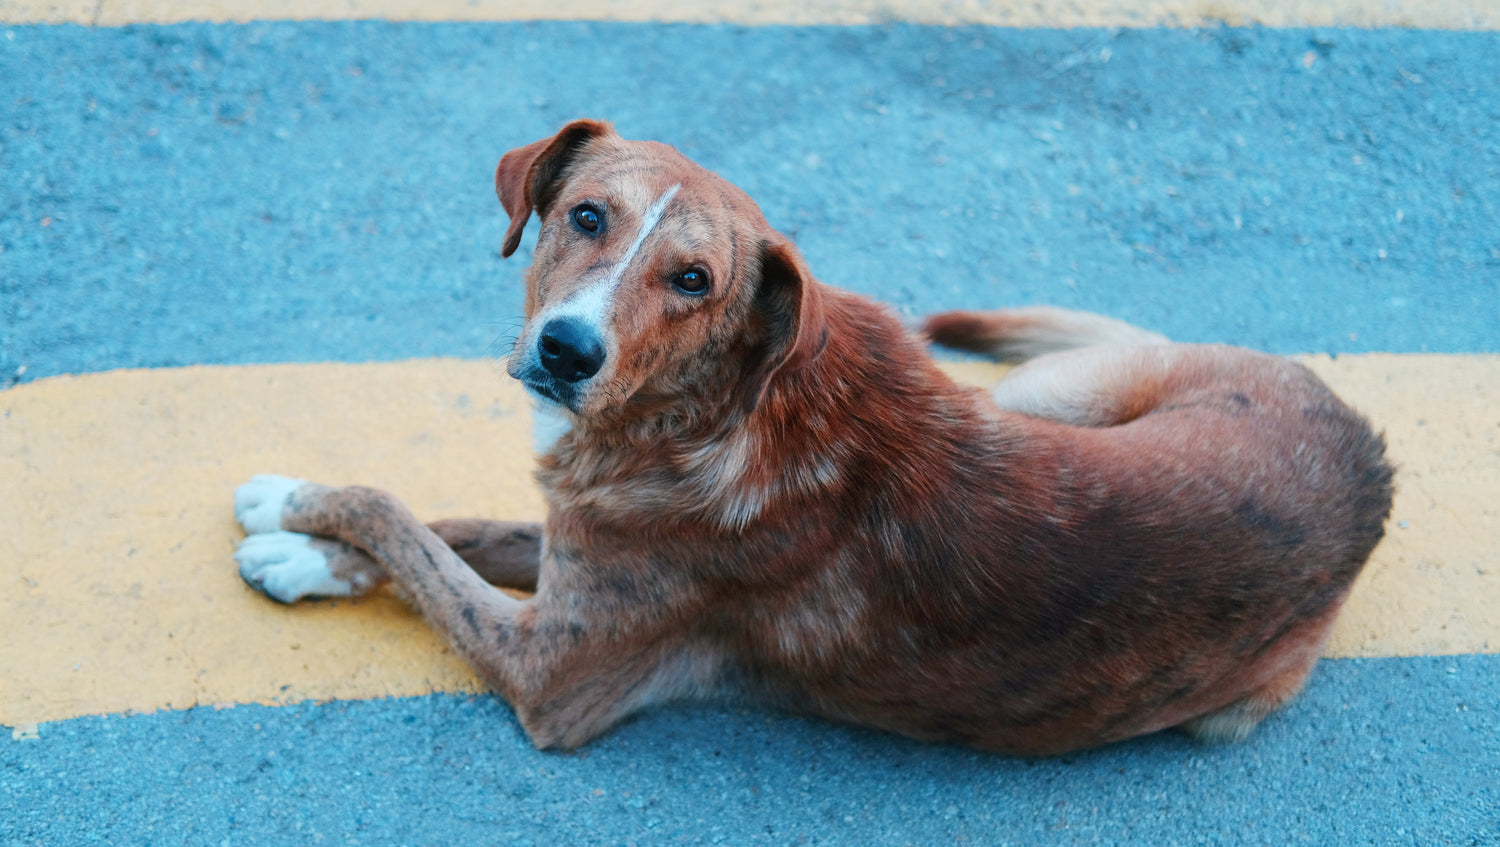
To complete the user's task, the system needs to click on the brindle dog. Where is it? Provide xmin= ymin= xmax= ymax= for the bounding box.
xmin=234 ymin=120 xmax=1393 ymax=754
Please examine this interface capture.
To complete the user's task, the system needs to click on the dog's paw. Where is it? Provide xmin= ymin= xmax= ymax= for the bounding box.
xmin=234 ymin=531 xmax=355 ymax=603
xmin=234 ymin=474 xmax=306 ymax=535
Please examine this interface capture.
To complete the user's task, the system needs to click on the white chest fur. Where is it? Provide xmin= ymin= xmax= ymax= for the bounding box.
xmin=531 ymin=396 xmax=574 ymax=454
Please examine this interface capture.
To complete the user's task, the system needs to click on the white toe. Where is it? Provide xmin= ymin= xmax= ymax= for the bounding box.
xmin=234 ymin=474 xmax=306 ymax=535
xmin=234 ymin=531 xmax=352 ymax=603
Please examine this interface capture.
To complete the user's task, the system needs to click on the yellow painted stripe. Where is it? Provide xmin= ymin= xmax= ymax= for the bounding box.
xmin=2 ymin=0 xmax=1495 ymax=29
xmin=2 ymin=354 xmax=1496 ymax=726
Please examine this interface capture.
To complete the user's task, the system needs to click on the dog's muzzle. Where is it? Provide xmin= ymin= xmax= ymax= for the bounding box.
xmin=538 ymin=317 xmax=605 ymax=384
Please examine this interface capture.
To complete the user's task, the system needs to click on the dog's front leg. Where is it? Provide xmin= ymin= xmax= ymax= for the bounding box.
xmin=428 ymin=518 xmax=542 ymax=591
xmin=235 ymin=475 xmax=529 ymax=693
xmin=235 ymin=515 xmax=540 ymax=598
xmin=232 ymin=475 xmax=713 ymax=748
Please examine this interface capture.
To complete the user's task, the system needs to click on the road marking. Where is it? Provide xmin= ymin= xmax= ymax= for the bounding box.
xmin=3 ymin=0 xmax=1495 ymax=28
xmin=2 ymin=354 xmax=1495 ymax=726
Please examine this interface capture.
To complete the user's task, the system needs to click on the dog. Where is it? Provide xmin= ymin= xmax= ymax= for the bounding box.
xmin=233 ymin=119 xmax=1393 ymax=755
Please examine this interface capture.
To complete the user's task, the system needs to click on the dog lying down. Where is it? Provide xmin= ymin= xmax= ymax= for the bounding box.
xmin=234 ymin=120 xmax=1393 ymax=755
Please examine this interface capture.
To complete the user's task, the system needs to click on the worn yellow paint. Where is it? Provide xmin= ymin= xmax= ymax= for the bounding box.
xmin=1296 ymin=354 xmax=1499 ymax=658
xmin=2 ymin=354 xmax=1497 ymax=726
xmin=1 ymin=362 xmax=528 ymax=727
xmin=1 ymin=0 xmax=1495 ymax=28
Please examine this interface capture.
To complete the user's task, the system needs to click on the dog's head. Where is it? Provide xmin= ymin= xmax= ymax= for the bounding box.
xmin=497 ymin=120 xmax=826 ymax=422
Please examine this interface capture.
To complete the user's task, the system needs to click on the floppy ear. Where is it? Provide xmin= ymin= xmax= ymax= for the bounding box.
xmin=495 ymin=119 xmax=613 ymax=258
xmin=736 ymin=239 xmax=829 ymax=414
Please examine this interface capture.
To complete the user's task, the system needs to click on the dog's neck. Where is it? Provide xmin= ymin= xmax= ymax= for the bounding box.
xmin=536 ymin=287 xmax=997 ymax=533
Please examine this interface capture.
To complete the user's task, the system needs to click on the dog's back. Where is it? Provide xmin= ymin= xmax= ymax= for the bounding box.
xmin=564 ymin=282 xmax=1396 ymax=753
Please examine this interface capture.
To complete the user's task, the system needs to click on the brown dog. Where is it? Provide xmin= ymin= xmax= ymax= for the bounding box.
xmin=233 ymin=119 xmax=1393 ymax=755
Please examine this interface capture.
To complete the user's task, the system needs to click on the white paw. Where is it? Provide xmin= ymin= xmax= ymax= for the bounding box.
xmin=234 ymin=474 xmax=306 ymax=535
xmin=234 ymin=531 xmax=353 ymax=603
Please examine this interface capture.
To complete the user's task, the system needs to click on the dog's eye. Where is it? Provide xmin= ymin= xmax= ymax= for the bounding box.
xmin=570 ymin=204 xmax=602 ymax=235
xmin=672 ymin=268 xmax=711 ymax=296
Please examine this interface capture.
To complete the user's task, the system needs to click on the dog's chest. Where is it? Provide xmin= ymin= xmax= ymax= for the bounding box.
xmin=530 ymin=399 xmax=573 ymax=454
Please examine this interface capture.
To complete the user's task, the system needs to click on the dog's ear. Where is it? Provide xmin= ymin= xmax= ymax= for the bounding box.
xmin=495 ymin=119 xmax=613 ymax=258
xmin=737 ymin=239 xmax=829 ymax=414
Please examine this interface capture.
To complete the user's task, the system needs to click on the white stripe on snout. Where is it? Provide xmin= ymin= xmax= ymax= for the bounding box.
xmin=603 ymin=183 xmax=682 ymax=291
xmin=544 ymin=183 xmax=683 ymax=332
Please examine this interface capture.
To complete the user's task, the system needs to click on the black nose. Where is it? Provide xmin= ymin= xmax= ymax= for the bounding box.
xmin=538 ymin=318 xmax=605 ymax=383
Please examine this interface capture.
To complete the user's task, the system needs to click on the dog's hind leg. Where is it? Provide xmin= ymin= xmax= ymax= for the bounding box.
xmin=922 ymin=307 xmax=1175 ymax=427
xmin=978 ymin=344 xmax=1184 ymax=427
xmin=1180 ymin=601 xmax=1341 ymax=743
xmin=1179 ymin=645 xmax=1322 ymax=743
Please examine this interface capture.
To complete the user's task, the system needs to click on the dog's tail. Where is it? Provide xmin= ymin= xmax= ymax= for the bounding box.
xmin=920 ymin=307 xmax=1169 ymax=363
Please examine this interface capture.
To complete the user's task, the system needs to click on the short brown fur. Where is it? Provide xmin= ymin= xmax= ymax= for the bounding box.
xmin=235 ymin=121 xmax=1393 ymax=755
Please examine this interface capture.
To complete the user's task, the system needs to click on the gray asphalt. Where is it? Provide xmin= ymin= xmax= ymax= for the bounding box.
xmin=3 ymin=23 xmax=1498 ymax=392
xmin=4 ymin=656 xmax=1498 ymax=845
xmin=3 ymin=20 xmax=1498 ymax=846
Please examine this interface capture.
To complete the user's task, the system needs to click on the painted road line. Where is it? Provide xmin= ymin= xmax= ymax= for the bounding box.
xmin=3 ymin=354 xmax=1495 ymax=728
xmin=3 ymin=0 xmax=1496 ymax=28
